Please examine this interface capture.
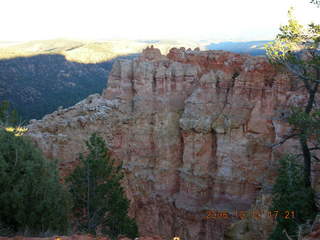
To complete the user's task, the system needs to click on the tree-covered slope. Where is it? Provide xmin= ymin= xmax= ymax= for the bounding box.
xmin=0 ymin=54 xmax=137 ymax=122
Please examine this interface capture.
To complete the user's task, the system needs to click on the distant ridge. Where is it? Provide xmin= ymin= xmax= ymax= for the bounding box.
xmin=205 ymin=40 xmax=271 ymax=56
xmin=0 ymin=38 xmax=203 ymax=63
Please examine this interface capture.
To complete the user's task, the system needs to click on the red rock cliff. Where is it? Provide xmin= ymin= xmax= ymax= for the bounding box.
xmin=27 ymin=47 xmax=320 ymax=240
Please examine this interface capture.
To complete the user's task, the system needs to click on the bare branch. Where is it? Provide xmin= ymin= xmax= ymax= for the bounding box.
xmin=283 ymin=229 xmax=294 ymax=240
xmin=313 ymin=155 xmax=320 ymax=162
xmin=283 ymin=62 xmax=312 ymax=87
xmin=309 ymin=147 xmax=320 ymax=151
xmin=269 ymin=133 xmax=299 ymax=148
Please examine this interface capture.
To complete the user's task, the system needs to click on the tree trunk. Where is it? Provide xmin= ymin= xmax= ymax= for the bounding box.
xmin=305 ymin=90 xmax=316 ymax=114
xmin=300 ymin=80 xmax=319 ymax=188
xmin=87 ymin=161 xmax=91 ymax=233
xmin=300 ymin=135 xmax=312 ymax=187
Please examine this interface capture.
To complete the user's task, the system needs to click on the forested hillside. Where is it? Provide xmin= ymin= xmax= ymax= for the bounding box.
xmin=0 ymin=54 xmax=118 ymax=121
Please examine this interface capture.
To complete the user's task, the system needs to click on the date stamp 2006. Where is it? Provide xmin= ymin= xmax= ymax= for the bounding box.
xmin=204 ymin=209 xmax=295 ymax=220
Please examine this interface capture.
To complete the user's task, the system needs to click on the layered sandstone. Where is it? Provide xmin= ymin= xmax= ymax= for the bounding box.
xmin=27 ymin=47 xmax=318 ymax=240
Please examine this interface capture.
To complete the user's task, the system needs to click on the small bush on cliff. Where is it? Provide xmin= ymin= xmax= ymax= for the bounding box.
xmin=268 ymin=154 xmax=317 ymax=240
xmin=0 ymin=129 xmax=71 ymax=236
xmin=66 ymin=133 xmax=138 ymax=239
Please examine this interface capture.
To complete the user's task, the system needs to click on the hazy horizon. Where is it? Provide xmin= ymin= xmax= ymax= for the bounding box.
xmin=1 ymin=0 xmax=319 ymax=42
xmin=0 ymin=38 xmax=272 ymax=44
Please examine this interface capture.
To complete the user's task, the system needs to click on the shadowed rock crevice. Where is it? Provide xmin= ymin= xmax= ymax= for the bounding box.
xmin=207 ymin=130 xmax=218 ymax=203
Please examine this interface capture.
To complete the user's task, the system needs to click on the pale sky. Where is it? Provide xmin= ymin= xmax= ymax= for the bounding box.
xmin=1 ymin=0 xmax=319 ymax=41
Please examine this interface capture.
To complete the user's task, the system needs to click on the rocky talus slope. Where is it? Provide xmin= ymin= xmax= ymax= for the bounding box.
xmin=27 ymin=46 xmax=320 ymax=240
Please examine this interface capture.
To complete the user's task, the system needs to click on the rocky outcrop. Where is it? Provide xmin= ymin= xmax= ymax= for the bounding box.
xmin=26 ymin=47 xmax=319 ymax=240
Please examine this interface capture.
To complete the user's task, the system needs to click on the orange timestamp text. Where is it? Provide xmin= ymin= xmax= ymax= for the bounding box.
xmin=204 ymin=209 xmax=295 ymax=220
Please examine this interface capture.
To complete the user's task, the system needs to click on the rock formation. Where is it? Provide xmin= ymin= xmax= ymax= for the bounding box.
xmin=26 ymin=47 xmax=320 ymax=240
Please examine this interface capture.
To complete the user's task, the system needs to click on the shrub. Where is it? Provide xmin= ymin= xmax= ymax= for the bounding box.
xmin=268 ymin=154 xmax=317 ymax=240
xmin=0 ymin=129 xmax=71 ymax=236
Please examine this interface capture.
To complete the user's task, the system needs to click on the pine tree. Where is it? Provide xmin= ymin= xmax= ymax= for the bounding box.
xmin=265 ymin=8 xmax=320 ymax=188
xmin=0 ymin=100 xmax=19 ymax=127
xmin=268 ymin=155 xmax=317 ymax=240
xmin=66 ymin=133 xmax=138 ymax=239
xmin=311 ymin=0 xmax=320 ymax=7
xmin=0 ymin=129 xmax=71 ymax=236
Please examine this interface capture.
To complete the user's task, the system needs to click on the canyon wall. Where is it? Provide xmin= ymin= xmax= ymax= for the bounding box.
xmin=26 ymin=46 xmax=319 ymax=240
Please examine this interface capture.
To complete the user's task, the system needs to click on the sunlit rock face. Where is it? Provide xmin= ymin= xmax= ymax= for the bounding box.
xmin=27 ymin=47 xmax=318 ymax=240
